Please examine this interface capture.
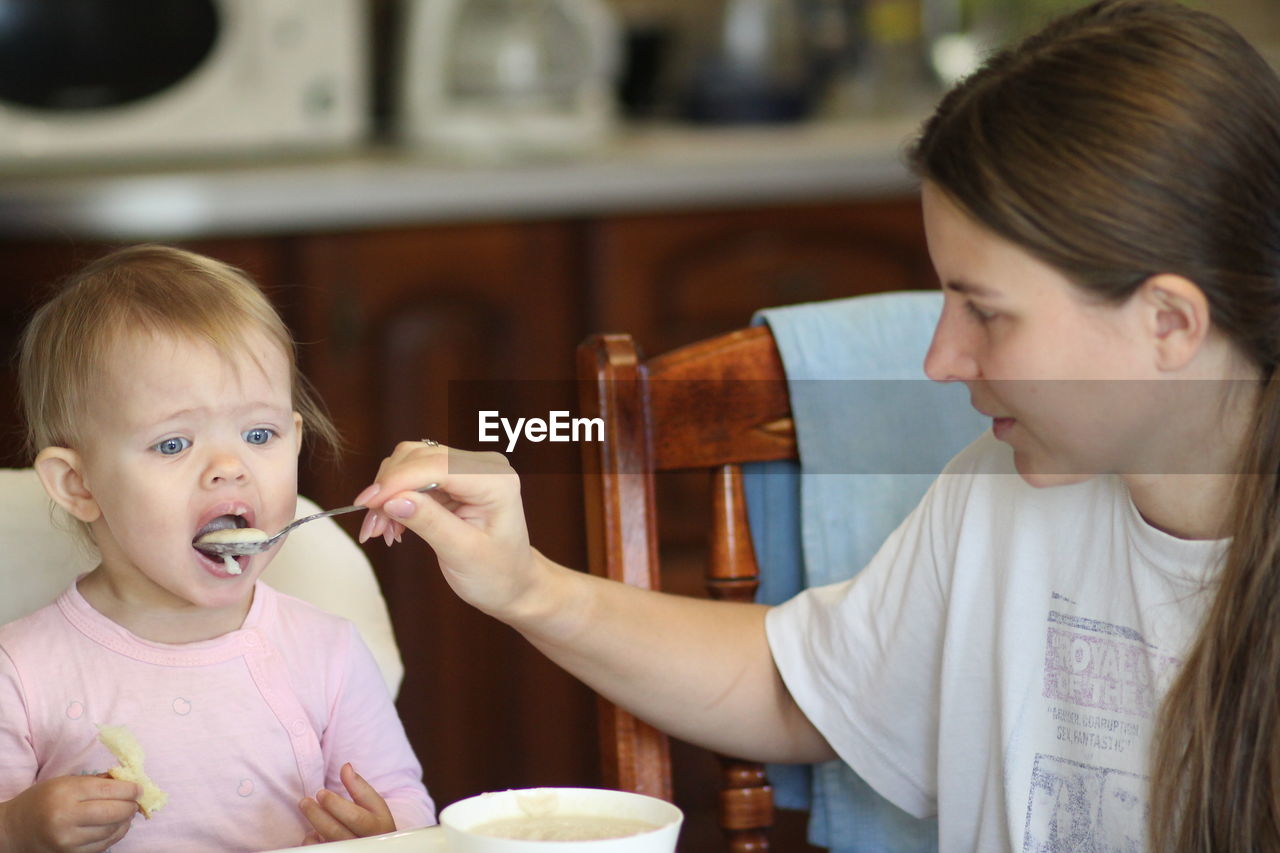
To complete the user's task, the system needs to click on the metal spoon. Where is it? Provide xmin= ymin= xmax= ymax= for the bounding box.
xmin=193 ymin=484 xmax=441 ymax=557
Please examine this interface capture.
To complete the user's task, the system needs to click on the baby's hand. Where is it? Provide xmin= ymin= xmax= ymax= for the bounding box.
xmin=298 ymin=763 xmax=394 ymax=843
xmin=355 ymin=441 xmax=542 ymax=620
xmin=0 ymin=775 xmax=139 ymax=853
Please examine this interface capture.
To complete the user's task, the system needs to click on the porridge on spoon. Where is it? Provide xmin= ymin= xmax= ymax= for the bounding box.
xmin=194 ymin=527 xmax=268 ymax=575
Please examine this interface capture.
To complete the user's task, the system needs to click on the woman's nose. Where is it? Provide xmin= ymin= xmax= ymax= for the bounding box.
xmin=924 ymin=309 xmax=980 ymax=382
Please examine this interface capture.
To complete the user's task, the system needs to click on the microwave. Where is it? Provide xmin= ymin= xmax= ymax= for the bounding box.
xmin=0 ymin=0 xmax=369 ymax=165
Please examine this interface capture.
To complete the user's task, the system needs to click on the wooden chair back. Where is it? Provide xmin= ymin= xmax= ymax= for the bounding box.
xmin=577 ymin=325 xmax=795 ymax=852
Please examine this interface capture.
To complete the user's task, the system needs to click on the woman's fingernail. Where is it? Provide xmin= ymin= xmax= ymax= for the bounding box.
xmin=358 ymin=511 xmax=376 ymax=543
xmin=385 ymin=498 xmax=415 ymax=519
xmin=354 ymin=484 xmax=380 ymax=506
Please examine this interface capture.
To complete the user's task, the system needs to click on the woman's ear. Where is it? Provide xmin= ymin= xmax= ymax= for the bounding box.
xmin=1139 ymin=274 xmax=1210 ymax=372
xmin=34 ymin=447 xmax=101 ymax=523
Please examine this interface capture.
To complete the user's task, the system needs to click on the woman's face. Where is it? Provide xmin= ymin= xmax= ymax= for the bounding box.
xmin=921 ymin=181 xmax=1167 ymax=486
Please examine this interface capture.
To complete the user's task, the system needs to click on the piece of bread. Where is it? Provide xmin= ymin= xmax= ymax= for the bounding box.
xmin=97 ymin=724 xmax=168 ymax=819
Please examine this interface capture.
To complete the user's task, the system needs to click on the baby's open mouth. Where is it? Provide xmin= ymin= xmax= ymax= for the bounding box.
xmin=193 ymin=515 xmax=251 ymax=576
xmin=193 ymin=514 xmax=248 ymax=544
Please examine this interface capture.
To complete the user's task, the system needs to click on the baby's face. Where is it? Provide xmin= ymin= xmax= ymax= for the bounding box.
xmin=76 ymin=328 xmax=302 ymax=627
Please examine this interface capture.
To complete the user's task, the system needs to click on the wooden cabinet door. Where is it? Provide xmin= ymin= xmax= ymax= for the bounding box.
xmin=587 ymin=196 xmax=934 ymax=554
xmin=587 ymin=197 xmax=931 ymax=851
xmin=291 ymin=222 xmax=597 ymax=810
xmin=589 ymin=197 xmax=933 ymax=356
xmin=0 ymin=238 xmax=288 ymax=468
xmin=587 ymin=196 xmax=934 ymax=577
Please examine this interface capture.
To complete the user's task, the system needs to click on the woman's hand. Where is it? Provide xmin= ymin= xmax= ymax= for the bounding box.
xmin=298 ymin=763 xmax=394 ymax=844
xmin=354 ymin=442 xmax=546 ymax=622
xmin=353 ymin=442 xmax=833 ymax=765
xmin=0 ymin=775 xmax=139 ymax=853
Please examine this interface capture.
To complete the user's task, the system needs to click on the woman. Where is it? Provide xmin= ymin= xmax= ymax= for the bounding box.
xmin=357 ymin=2 xmax=1280 ymax=849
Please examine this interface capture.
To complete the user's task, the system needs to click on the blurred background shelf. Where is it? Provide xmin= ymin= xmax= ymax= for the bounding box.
xmin=0 ymin=116 xmax=922 ymax=240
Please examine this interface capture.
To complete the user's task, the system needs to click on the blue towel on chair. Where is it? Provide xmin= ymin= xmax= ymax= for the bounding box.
xmin=744 ymin=291 xmax=986 ymax=852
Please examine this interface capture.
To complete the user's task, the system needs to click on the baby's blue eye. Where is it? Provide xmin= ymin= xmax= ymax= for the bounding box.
xmin=154 ymin=437 xmax=190 ymax=456
xmin=244 ymin=428 xmax=276 ymax=446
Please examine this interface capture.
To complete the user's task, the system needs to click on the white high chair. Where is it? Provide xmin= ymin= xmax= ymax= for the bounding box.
xmin=0 ymin=469 xmax=403 ymax=696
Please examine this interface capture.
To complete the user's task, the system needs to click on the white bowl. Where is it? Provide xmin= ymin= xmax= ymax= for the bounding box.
xmin=440 ymin=788 xmax=682 ymax=853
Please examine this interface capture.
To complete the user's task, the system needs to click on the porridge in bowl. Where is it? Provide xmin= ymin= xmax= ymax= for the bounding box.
xmin=441 ymin=787 xmax=682 ymax=852
xmin=471 ymin=814 xmax=660 ymax=841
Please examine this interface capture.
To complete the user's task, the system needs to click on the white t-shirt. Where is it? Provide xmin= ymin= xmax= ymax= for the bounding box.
xmin=766 ymin=433 xmax=1226 ymax=852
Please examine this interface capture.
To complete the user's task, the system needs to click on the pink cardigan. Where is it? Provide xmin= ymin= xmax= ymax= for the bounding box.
xmin=0 ymin=581 xmax=434 ymax=851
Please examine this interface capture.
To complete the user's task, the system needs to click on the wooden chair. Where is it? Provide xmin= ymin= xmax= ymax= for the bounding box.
xmin=577 ymin=325 xmax=796 ymax=853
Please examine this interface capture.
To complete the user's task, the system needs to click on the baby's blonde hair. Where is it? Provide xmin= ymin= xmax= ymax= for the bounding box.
xmin=18 ymin=244 xmax=341 ymax=461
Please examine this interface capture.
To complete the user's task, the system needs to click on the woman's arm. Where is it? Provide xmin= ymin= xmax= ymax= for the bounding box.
xmin=520 ymin=552 xmax=834 ymax=763
xmin=357 ymin=442 xmax=836 ymax=764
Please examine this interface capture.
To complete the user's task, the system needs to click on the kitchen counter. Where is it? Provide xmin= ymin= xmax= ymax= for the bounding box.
xmin=0 ymin=117 xmax=923 ymax=241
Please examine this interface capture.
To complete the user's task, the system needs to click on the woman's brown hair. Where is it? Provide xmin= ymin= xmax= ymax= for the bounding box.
xmin=909 ymin=1 xmax=1280 ymax=849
